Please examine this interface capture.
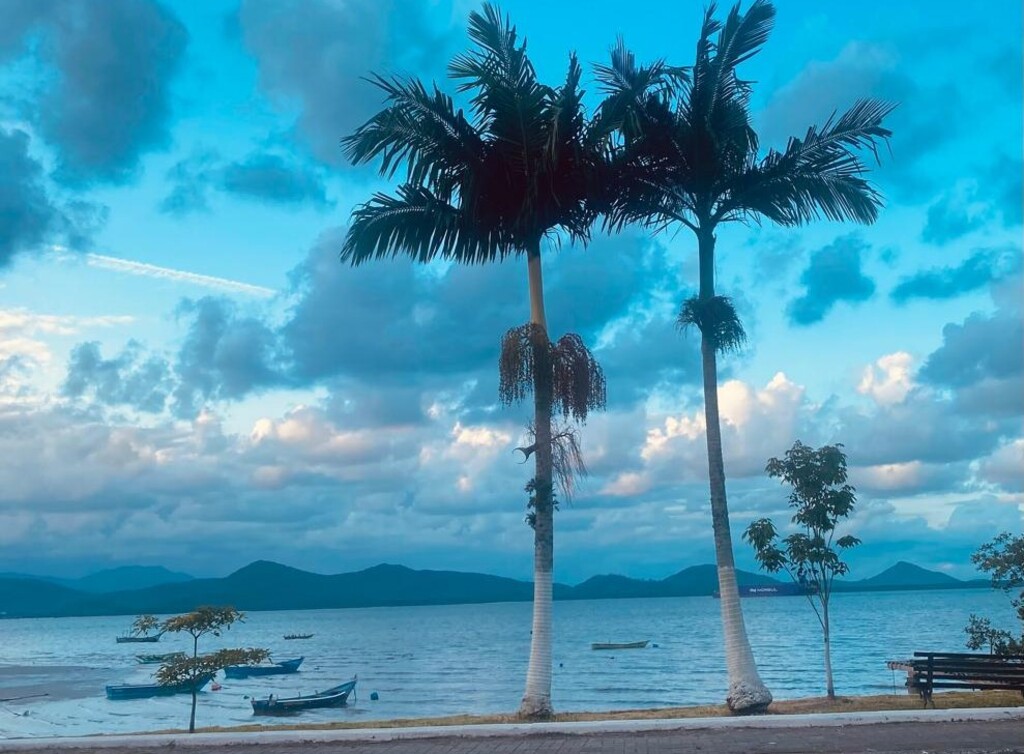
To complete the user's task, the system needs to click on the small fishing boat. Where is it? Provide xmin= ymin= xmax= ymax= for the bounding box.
xmin=116 ymin=615 xmax=163 ymax=643
xmin=591 ymin=640 xmax=649 ymax=651
xmin=106 ymin=673 xmax=215 ymax=700
xmin=136 ymin=652 xmax=186 ymax=664
xmin=224 ymin=656 xmax=303 ymax=678
xmin=283 ymin=633 xmax=314 ymax=640
xmin=251 ymin=678 xmax=357 ymax=716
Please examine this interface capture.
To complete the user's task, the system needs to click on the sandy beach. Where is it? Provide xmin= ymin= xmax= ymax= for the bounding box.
xmin=0 ymin=666 xmax=111 ymax=704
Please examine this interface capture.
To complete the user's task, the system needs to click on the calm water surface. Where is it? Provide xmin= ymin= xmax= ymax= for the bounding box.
xmin=0 ymin=590 xmax=1014 ymax=738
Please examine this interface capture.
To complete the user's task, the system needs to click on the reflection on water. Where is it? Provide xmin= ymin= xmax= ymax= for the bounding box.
xmin=0 ymin=589 xmax=1013 ymax=738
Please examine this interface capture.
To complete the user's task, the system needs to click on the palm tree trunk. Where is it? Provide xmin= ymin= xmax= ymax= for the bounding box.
xmin=519 ymin=241 xmax=555 ymax=719
xmin=697 ymin=228 xmax=772 ymax=713
xmin=823 ymin=599 xmax=835 ymax=699
xmin=189 ymin=689 xmax=197 ymax=733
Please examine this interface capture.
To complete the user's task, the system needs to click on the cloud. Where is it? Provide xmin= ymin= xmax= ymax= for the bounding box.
xmin=787 ymin=234 xmax=876 ymax=325
xmin=25 ymin=1 xmax=188 ymax=184
xmin=220 ymin=153 xmax=331 ymax=207
xmin=63 ymin=341 xmax=172 ymax=414
xmin=172 ymin=297 xmax=286 ymax=416
xmin=160 ymin=150 xmax=331 ymax=214
xmin=891 ymin=246 xmax=1022 ymax=304
xmin=857 ymin=352 xmax=914 ymax=405
xmin=757 ymin=41 xmax=956 ymax=198
xmin=918 ymin=308 xmax=1023 ymax=418
xmin=975 ymin=439 xmax=1024 ymax=492
xmin=83 ymin=253 xmax=275 ymax=298
xmin=235 ymin=0 xmax=456 ymax=164
xmin=0 ymin=129 xmax=65 ymax=266
xmin=921 ymin=188 xmax=986 ymax=244
xmin=920 ymin=161 xmax=1023 ymax=244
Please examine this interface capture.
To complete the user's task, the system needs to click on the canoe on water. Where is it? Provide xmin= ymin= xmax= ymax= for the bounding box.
xmin=591 ymin=640 xmax=649 ymax=650
xmin=251 ymin=678 xmax=357 ymax=716
xmin=224 ymin=656 xmax=303 ymax=678
xmin=283 ymin=633 xmax=314 ymax=640
xmin=106 ymin=673 xmax=215 ymax=700
xmin=136 ymin=652 xmax=186 ymax=664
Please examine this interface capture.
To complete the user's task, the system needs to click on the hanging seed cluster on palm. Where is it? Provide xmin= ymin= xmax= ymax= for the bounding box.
xmin=499 ymin=324 xmax=606 ymax=422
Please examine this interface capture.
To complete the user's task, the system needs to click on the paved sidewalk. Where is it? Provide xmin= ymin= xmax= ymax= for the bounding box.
xmin=3 ymin=718 xmax=1022 ymax=754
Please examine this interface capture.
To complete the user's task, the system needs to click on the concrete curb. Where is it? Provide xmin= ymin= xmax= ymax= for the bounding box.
xmin=2 ymin=707 xmax=1022 ymax=749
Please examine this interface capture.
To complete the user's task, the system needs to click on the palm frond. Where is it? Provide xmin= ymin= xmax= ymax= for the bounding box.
xmin=720 ymin=98 xmax=894 ymax=225
xmin=343 ymin=74 xmax=485 ymax=192
xmin=341 ymin=185 xmax=508 ymax=265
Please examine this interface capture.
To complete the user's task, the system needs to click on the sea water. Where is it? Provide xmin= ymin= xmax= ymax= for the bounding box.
xmin=0 ymin=589 xmax=1015 ymax=738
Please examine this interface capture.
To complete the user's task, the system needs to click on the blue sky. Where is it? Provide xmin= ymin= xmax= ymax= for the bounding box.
xmin=0 ymin=0 xmax=1020 ymax=582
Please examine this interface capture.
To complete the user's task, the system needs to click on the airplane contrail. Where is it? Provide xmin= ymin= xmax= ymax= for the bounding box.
xmin=83 ymin=253 xmax=276 ymax=298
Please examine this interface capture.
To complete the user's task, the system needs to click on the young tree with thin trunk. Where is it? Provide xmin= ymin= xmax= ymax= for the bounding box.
xmin=158 ymin=606 xmax=266 ymax=732
xmin=964 ymin=532 xmax=1024 ymax=655
xmin=744 ymin=441 xmax=861 ymax=699
xmin=341 ymin=4 xmax=605 ymax=718
xmin=595 ymin=0 xmax=893 ymax=711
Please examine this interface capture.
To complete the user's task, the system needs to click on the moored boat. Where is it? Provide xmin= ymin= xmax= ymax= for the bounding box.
xmin=105 ymin=673 xmax=214 ymax=700
xmin=224 ymin=656 xmax=303 ymax=678
xmin=591 ymin=640 xmax=649 ymax=650
xmin=136 ymin=652 xmax=186 ymax=664
xmin=283 ymin=633 xmax=314 ymax=640
xmin=116 ymin=634 xmax=162 ymax=643
xmin=251 ymin=678 xmax=356 ymax=715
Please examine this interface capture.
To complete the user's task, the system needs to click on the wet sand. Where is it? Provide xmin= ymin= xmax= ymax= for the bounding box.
xmin=0 ymin=665 xmax=112 ymax=704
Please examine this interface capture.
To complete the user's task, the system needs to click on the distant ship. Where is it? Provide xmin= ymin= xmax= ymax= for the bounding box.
xmin=714 ymin=583 xmax=816 ymax=598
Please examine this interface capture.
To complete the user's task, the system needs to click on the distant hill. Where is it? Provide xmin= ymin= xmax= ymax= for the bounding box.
xmin=70 ymin=565 xmax=194 ymax=593
xmin=838 ymin=561 xmax=981 ymax=591
xmin=0 ymin=565 xmax=193 ymax=594
xmin=0 ymin=559 xmax=991 ymax=620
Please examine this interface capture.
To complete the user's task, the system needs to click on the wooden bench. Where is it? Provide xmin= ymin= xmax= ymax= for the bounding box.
xmin=906 ymin=652 xmax=1024 ymax=706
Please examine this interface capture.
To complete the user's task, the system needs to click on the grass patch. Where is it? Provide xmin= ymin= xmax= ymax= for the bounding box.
xmin=173 ymin=690 xmax=1022 ymax=735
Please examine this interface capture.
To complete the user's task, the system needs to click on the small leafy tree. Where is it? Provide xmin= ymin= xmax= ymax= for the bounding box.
xmin=158 ymin=606 xmax=267 ymax=732
xmin=130 ymin=614 xmax=160 ymax=637
xmin=964 ymin=532 xmax=1023 ymax=655
xmin=744 ymin=441 xmax=861 ymax=699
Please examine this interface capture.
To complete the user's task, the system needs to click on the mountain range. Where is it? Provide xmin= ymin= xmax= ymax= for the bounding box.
xmin=0 ymin=560 xmax=989 ymax=620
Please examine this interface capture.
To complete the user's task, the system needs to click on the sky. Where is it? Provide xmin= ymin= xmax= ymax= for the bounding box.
xmin=0 ymin=0 xmax=1020 ymax=583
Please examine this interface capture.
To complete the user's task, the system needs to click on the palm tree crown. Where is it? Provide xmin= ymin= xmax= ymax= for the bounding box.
xmin=341 ymin=4 xmax=600 ymax=265
xmin=599 ymin=0 xmax=894 ymax=235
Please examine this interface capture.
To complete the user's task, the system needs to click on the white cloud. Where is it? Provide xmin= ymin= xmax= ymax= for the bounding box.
xmin=858 ymin=351 xmax=915 ymax=405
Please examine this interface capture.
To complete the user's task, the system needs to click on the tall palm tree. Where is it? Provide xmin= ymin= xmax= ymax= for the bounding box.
xmin=596 ymin=0 xmax=893 ymax=712
xmin=341 ymin=5 xmax=604 ymax=718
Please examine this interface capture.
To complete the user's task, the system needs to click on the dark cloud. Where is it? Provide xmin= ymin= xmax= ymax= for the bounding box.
xmin=159 ymin=151 xmax=219 ymax=216
xmin=920 ymin=159 xmax=1023 ymax=244
xmin=920 ymin=309 xmax=1023 ymax=395
xmin=173 ymin=297 xmax=286 ymax=416
xmin=0 ymin=0 xmax=54 ymax=61
xmin=31 ymin=1 xmax=188 ymax=184
xmin=220 ymin=153 xmax=331 ymax=207
xmin=160 ymin=150 xmax=330 ymax=214
xmin=787 ymin=234 xmax=875 ymax=325
xmin=235 ymin=0 xmax=455 ymax=165
xmin=63 ymin=341 xmax=172 ymax=414
xmin=891 ymin=246 xmax=1022 ymax=304
xmin=0 ymin=129 xmax=62 ymax=266
xmin=0 ymin=128 xmax=104 ymax=266
xmin=921 ymin=191 xmax=985 ymax=244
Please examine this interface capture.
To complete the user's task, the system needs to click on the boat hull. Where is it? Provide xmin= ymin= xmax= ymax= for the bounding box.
xmin=116 ymin=635 xmax=161 ymax=643
xmin=591 ymin=641 xmax=649 ymax=650
xmin=251 ymin=679 xmax=356 ymax=715
xmin=136 ymin=652 xmax=186 ymax=665
xmin=224 ymin=657 xmax=303 ymax=678
xmin=106 ymin=674 xmax=214 ymax=700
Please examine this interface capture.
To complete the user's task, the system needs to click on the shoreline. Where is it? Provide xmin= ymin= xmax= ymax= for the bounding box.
xmin=2 ymin=706 xmax=1022 ymax=751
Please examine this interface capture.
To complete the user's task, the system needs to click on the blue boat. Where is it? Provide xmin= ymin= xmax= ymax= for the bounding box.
xmin=224 ymin=656 xmax=303 ymax=678
xmin=251 ymin=678 xmax=356 ymax=715
xmin=106 ymin=673 xmax=215 ymax=700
